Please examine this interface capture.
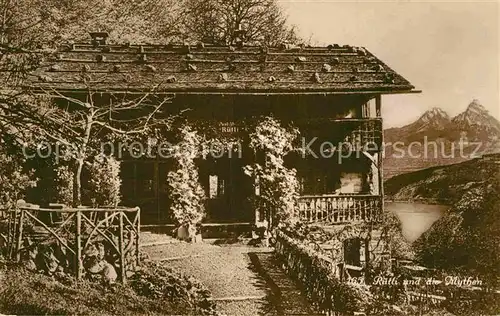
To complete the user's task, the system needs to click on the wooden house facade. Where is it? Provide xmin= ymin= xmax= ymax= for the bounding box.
xmin=27 ymin=33 xmax=418 ymax=230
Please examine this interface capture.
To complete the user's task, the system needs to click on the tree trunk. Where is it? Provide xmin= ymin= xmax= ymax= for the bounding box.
xmin=73 ymin=159 xmax=84 ymax=207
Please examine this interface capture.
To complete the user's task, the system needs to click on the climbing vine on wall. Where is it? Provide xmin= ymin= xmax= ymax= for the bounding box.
xmin=167 ymin=125 xmax=206 ymax=230
xmin=244 ymin=116 xmax=300 ymax=228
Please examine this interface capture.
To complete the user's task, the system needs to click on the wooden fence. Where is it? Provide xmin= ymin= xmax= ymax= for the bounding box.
xmin=3 ymin=202 xmax=140 ymax=283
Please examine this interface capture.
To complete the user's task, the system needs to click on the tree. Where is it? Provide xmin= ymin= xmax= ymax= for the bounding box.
xmin=42 ymin=0 xmax=185 ymax=44
xmin=1 ymin=87 xmax=173 ymax=207
xmin=181 ymin=0 xmax=300 ymax=45
xmin=414 ymin=177 xmax=500 ymax=286
xmin=0 ymin=0 xmax=184 ymax=48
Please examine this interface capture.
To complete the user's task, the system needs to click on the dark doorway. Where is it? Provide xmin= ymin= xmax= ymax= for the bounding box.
xmin=199 ymin=156 xmax=253 ymax=223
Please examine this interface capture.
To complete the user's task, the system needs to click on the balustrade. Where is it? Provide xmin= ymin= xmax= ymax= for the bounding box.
xmin=298 ymin=194 xmax=382 ymax=224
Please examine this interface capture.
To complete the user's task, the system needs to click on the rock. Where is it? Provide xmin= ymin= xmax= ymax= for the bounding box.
xmin=101 ymin=261 xmax=117 ymax=284
xmin=177 ymin=224 xmax=190 ymax=241
xmin=24 ymin=259 xmax=37 ymax=271
xmin=84 ymin=255 xmax=117 ymax=284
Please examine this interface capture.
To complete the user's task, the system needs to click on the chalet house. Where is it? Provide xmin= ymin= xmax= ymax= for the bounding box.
xmin=27 ymin=32 xmax=418 ymax=245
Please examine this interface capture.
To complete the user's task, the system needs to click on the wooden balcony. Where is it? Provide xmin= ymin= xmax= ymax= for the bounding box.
xmin=296 ymin=118 xmax=383 ymax=152
xmin=341 ymin=118 xmax=382 ymax=150
xmin=297 ymin=194 xmax=382 ymax=224
xmin=191 ymin=118 xmax=382 ymax=152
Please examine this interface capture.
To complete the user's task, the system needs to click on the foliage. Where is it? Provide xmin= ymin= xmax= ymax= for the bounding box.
xmin=53 ymin=164 xmax=74 ymax=206
xmin=42 ymin=0 xmax=185 ymax=44
xmin=181 ymin=0 xmax=300 ymax=45
xmin=130 ymin=261 xmax=217 ymax=315
xmin=0 ymin=140 xmax=36 ymax=209
xmin=379 ymin=211 xmax=415 ymax=260
xmin=244 ymin=117 xmax=300 ymax=228
xmin=0 ymin=263 xmax=217 ymax=315
xmin=414 ymin=175 xmax=500 ymax=286
xmin=0 ymin=0 xmax=184 ymax=49
xmin=83 ymin=155 xmax=121 ymax=207
xmin=167 ymin=125 xmax=206 ymax=228
xmin=275 ymin=229 xmax=370 ymax=314
xmin=0 ymin=0 xmax=299 ymax=54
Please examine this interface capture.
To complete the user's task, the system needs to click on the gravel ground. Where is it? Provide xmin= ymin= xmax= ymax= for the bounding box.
xmin=142 ymin=241 xmax=318 ymax=316
xmin=143 ymin=242 xmax=278 ymax=315
xmin=144 ymin=243 xmax=271 ymax=298
xmin=139 ymin=232 xmax=179 ymax=246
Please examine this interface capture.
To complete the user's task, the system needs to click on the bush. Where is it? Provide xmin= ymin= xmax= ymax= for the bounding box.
xmin=53 ymin=164 xmax=74 ymax=206
xmin=130 ymin=261 xmax=217 ymax=315
xmin=244 ymin=117 xmax=300 ymax=228
xmin=167 ymin=126 xmax=206 ymax=230
xmin=83 ymin=155 xmax=121 ymax=207
xmin=414 ymin=179 xmax=500 ymax=284
xmin=0 ymin=262 xmax=218 ymax=316
xmin=0 ymin=141 xmax=36 ymax=209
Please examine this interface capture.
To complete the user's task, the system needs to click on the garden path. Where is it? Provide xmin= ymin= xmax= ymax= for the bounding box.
xmin=141 ymin=234 xmax=321 ymax=316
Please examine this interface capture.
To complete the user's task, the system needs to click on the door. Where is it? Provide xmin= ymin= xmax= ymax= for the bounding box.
xmin=200 ymin=157 xmax=252 ymax=222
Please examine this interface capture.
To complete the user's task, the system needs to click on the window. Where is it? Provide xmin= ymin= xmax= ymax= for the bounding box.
xmin=208 ymin=174 xmax=225 ymax=199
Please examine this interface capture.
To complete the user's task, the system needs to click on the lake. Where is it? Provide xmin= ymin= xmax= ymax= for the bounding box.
xmin=386 ymin=202 xmax=448 ymax=243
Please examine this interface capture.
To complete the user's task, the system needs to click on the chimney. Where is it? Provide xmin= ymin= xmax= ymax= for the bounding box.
xmin=89 ymin=31 xmax=109 ymax=46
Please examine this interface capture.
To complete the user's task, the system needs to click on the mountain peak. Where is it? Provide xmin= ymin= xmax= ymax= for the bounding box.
xmin=452 ymin=100 xmax=500 ymax=137
xmin=413 ymin=107 xmax=450 ymax=129
xmin=453 ymin=99 xmax=491 ymax=124
xmin=421 ymin=107 xmax=450 ymax=120
xmin=465 ymin=99 xmax=488 ymax=114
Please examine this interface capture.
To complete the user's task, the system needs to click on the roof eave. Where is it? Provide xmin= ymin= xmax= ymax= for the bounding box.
xmin=24 ymin=85 xmax=420 ymax=96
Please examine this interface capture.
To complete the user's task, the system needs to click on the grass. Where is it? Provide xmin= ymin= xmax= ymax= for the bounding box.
xmin=0 ymin=261 xmax=217 ymax=316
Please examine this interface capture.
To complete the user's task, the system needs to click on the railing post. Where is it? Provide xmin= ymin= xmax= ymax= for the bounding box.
xmin=76 ymin=209 xmax=82 ymax=280
xmin=15 ymin=209 xmax=24 ymax=262
xmin=119 ymin=211 xmax=126 ymax=283
xmin=135 ymin=207 xmax=140 ymax=267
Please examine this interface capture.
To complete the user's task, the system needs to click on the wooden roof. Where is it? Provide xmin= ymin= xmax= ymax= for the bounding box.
xmin=26 ymin=42 xmax=417 ymax=95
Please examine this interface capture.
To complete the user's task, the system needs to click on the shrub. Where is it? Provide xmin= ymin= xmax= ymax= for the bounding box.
xmin=0 ymin=262 xmax=218 ymax=316
xmin=244 ymin=117 xmax=300 ymax=228
xmin=129 ymin=261 xmax=217 ymax=315
xmin=0 ymin=141 xmax=36 ymax=209
xmin=53 ymin=164 xmax=74 ymax=206
xmin=167 ymin=126 xmax=206 ymax=231
xmin=83 ymin=155 xmax=121 ymax=207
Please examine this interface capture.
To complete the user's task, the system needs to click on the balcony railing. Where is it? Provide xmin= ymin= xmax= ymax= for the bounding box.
xmin=298 ymin=194 xmax=382 ymax=224
xmin=342 ymin=119 xmax=382 ymax=150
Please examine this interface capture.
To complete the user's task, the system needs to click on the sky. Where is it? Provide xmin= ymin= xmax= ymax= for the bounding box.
xmin=278 ymin=0 xmax=499 ymax=128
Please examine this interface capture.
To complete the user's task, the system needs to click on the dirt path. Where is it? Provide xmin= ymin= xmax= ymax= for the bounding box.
xmin=142 ymin=237 xmax=320 ymax=316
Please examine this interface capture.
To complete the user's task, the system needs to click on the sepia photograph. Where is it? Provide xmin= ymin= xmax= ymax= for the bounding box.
xmin=0 ymin=0 xmax=498 ymax=315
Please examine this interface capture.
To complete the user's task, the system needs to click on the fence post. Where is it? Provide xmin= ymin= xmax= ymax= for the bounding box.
xmin=76 ymin=210 xmax=82 ymax=280
xmin=119 ymin=211 xmax=126 ymax=283
xmin=15 ymin=209 xmax=25 ymax=262
xmin=135 ymin=207 xmax=140 ymax=267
